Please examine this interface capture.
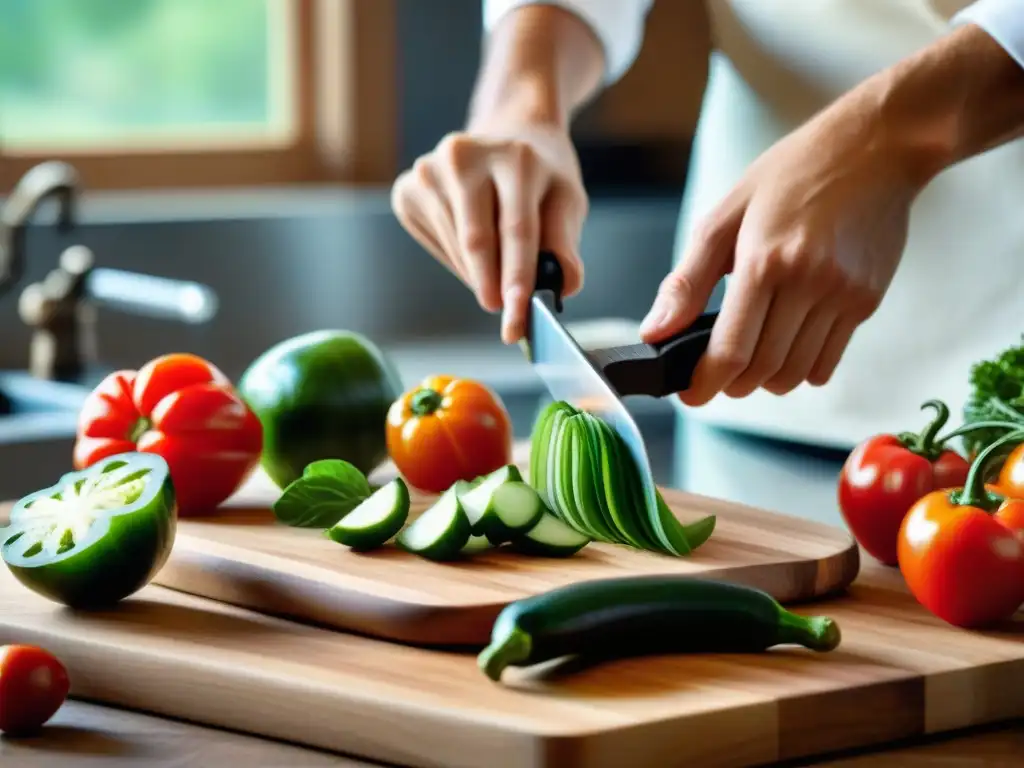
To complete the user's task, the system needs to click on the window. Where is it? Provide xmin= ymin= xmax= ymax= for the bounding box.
xmin=0 ymin=0 xmax=398 ymax=190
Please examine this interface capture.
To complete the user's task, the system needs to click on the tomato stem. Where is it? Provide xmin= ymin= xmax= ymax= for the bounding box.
xmin=935 ymin=419 xmax=1024 ymax=443
xmin=409 ymin=388 xmax=444 ymax=416
xmin=899 ymin=400 xmax=949 ymax=460
xmin=952 ymin=428 xmax=1024 ymax=510
xmin=127 ymin=418 xmax=151 ymax=443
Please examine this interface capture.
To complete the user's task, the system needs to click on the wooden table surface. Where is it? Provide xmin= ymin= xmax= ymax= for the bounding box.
xmin=1 ymin=700 xmax=1020 ymax=767
xmin=3 ymin=446 xmax=1022 ymax=766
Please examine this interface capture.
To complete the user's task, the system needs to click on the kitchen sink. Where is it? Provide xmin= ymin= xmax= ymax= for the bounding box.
xmin=0 ymin=371 xmax=88 ymax=501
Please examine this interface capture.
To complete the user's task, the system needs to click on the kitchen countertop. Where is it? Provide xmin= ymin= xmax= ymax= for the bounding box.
xmin=3 ymin=700 xmax=1020 ymax=767
xmin=3 ymin=416 xmax=1020 ymax=767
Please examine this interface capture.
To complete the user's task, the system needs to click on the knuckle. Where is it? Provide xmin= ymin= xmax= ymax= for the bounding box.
xmin=411 ymin=157 xmax=435 ymax=187
xmin=504 ymin=140 xmax=540 ymax=175
xmin=691 ymin=214 xmax=729 ymax=249
xmin=715 ymin=348 xmax=749 ymax=378
xmin=459 ymin=227 xmax=496 ymax=258
xmin=847 ymin=285 xmax=882 ymax=319
xmin=436 ymin=132 xmax=476 ymax=173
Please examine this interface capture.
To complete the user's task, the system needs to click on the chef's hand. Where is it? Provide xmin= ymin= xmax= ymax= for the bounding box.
xmin=639 ymin=89 xmax=927 ymax=406
xmin=391 ymin=124 xmax=587 ymax=344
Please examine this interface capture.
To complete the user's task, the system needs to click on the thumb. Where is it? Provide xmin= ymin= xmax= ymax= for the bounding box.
xmin=640 ymin=213 xmax=740 ymax=343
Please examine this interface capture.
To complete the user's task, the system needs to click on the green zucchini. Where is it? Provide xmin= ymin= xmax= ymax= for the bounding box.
xmin=477 ymin=576 xmax=842 ymax=682
xmin=459 ymin=464 xmax=524 ymax=541
xmin=395 ymin=485 xmax=471 ymax=561
xmin=528 ymin=399 xmax=716 ymax=558
xmin=509 ymin=509 xmax=591 ymax=558
xmin=461 ymin=535 xmax=494 ymax=555
xmin=324 ymin=478 xmax=410 ymax=551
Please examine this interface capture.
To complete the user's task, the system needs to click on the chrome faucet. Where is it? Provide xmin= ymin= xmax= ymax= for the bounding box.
xmin=1 ymin=161 xmax=220 ymax=383
xmin=0 ymin=160 xmax=78 ymax=298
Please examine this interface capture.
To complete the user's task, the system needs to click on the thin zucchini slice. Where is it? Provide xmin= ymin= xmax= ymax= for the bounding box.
xmin=396 ymin=487 xmax=471 ymax=561
xmin=580 ymin=412 xmax=651 ymax=549
xmin=458 ymin=464 xmax=522 ymax=539
xmin=509 ymin=510 xmax=592 ymax=558
xmin=325 ymin=478 xmax=410 ymax=551
xmin=569 ymin=415 xmax=624 ymax=544
xmin=487 ymin=481 xmax=546 ymax=537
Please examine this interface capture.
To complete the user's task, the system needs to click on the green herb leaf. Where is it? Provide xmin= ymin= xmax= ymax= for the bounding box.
xmin=273 ymin=461 xmax=372 ymax=528
xmin=963 ymin=336 xmax=1024 ymax=460
xmin=302 ymin=459 xmax=362 ymax=481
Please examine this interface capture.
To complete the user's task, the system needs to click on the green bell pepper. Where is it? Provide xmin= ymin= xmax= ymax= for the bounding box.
xmin=1 ymin=452 xmax=177 ymax=609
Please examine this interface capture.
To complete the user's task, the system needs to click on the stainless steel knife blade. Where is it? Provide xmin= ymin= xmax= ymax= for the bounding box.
xmin=525 ymin=261 xmax=661 ymax=528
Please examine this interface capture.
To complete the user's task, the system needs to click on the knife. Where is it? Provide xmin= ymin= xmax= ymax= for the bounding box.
xmin=523 ymin=251 xmax=717 ymax=537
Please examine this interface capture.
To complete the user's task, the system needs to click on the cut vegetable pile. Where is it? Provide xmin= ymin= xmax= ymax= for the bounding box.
xmin=529 ymin=401 xmax=715 ymax=556
xmin=282 ymin=399 xmax=716 ymax=563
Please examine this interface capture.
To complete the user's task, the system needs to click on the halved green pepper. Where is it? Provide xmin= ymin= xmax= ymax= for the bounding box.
xmin=0 ymin=452 xmax=177 ymax=609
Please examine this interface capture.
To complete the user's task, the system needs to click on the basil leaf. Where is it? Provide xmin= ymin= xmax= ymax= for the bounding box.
xmin=302 ymin=459 xmax=363 ymax=481
xmin=273 ymin=462 xmax=372 ymax=528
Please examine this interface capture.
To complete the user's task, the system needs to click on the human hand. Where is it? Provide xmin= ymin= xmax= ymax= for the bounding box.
xmin=639 ymin=91 xmax=932 ymax=406
xmin=391 ymin=124 xmax=587 ymax=344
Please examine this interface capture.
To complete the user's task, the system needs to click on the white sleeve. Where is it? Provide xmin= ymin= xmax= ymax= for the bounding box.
xmin=482 ymin=0 xmax=655 ymax=85
xmin=952 ymin=0 xmax=1024 ymax=69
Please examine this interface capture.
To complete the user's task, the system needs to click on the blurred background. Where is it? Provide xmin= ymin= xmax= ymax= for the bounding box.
xmin=0 ymin=0 xmax=715 ymax=498
xmin=0 ymin=0 xmax=846 ymax=527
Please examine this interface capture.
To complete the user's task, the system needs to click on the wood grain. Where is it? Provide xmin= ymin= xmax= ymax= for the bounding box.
xmin=148 ymin=463 xmax=860 ymax=647
xmin=2 ymin=702 xmax=1021 ymax=768
xmin=0 ymin=554 xmax=1022 ymax=768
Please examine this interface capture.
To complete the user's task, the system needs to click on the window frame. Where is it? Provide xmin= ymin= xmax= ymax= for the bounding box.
xmin=0 ymin=0 xmax=398 ymax=190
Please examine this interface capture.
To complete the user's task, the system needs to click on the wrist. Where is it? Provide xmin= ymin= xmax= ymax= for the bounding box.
xmin=467 ymin=73 xmax=568 ymax=134
xmin=859 ymin=23 xmax=1024 ymax=186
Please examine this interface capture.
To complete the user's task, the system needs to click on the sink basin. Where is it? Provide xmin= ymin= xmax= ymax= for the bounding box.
xmin=0 ymin=372 xmax=89 ymax=502
xmin=0 ymin=371 xmax=91 ymax=416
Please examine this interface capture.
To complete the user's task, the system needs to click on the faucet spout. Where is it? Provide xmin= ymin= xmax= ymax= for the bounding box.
xmin=0 ymin=161 xmax=80 ymax=297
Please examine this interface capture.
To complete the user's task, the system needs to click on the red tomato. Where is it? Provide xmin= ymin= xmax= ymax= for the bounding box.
xmin=73 ymin=353 xmax=263 ymax=516
xmin=386 ymin=375 xmax=513 ymax=494
xmin=897 ymin=432 xmax=1024 ymax=628
xmin=0 ymin=645 xmax=70 ymax=735
xmin=838 ymin=401 xmax=970 ymax=566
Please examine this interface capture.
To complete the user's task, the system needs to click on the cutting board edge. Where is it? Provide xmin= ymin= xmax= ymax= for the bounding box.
xmin=153 ymin=535 xmax=862 ymax=649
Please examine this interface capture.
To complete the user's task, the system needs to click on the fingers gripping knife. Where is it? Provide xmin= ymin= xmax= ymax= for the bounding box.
xmin=522 ymin=251 xmax=718 ymax=522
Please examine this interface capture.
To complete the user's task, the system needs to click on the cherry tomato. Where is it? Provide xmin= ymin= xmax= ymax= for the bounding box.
xmin=898 ymin=430 xmax=1024 ymax=628
xmin=73 ymin=353 xmax=263 ymax=516
xmin=0 ymin=645 xmax=70 ymax=735
xmin=386 ymin=375 xmax=513 ymax=494
xmin=838 ymin=401 xmax=969 ymax=566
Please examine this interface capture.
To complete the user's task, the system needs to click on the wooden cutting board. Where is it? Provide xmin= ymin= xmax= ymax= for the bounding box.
xmin=148 ymin=450 xmax=860 ymax=647
xmin=0 ymin=555 xmax=1022 ymax=768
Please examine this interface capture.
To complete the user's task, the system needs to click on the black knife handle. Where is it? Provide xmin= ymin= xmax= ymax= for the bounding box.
xmin=595 ymin=311 xmax=719 ymax=398
xmin=535 ymin=251 xmax=564 ymax=312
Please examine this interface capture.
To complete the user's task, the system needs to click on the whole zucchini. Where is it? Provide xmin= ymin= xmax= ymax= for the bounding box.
xmin=478 ymin=575 xmax=841 ymax=681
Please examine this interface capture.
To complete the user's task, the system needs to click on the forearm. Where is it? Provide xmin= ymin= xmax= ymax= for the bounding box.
xmin=856 ymin=19 xmax=1024 ymax=185
xmin=467 ymin=5 xmax=606 ymax=132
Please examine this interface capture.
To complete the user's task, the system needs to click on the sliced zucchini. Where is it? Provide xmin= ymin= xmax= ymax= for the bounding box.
xmin=461 ymin=535 xmax=494 ymax=555
xmin=569 ymin=416 xmax=622 ymax=543
xmin=509 ymin=510 xmax=592 ymax=558
xmin=396 ymin=487 xmax=471 ymax=561
xmin=325 ymin=478 xmax=410 ymax=551
xmin=460 ymin=464 xmax=523 ymax=539
xmin=485 ymin=481 xmax=546 ymax=540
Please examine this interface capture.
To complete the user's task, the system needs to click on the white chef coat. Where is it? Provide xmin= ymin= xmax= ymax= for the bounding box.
xmin=484 ymin=0 xmax=1024 ymax=450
